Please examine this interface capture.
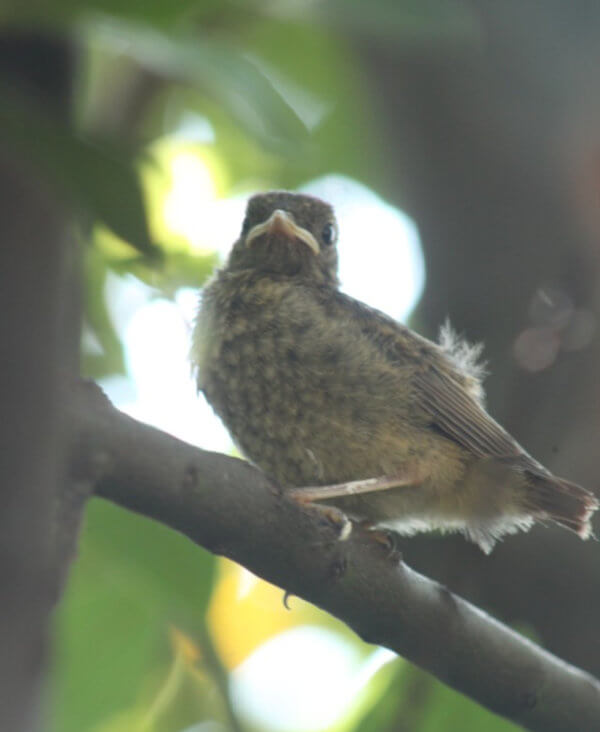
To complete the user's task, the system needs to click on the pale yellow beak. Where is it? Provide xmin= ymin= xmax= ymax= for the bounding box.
xmin=246 ymin=209 xmax=320 ymax=255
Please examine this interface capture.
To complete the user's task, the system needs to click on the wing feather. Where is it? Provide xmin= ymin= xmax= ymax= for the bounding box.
xmin=327 ymin=289 xmax=526 ymax=462
xmin=414 ymin=366 xmax=521 ymax=458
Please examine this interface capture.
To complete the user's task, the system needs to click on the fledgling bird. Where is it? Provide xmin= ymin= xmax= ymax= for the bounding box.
xmin=192 ymin=191 xmax=599 ymax=553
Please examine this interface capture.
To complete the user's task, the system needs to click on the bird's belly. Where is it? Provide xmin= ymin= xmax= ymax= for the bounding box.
xmin=201 ymin=324 xmax=428 ymax=487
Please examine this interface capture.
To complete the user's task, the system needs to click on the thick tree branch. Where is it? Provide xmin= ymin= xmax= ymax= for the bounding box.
xmin=0 ymin=31 xmax=78 ymax=732
xmin=69 ymin=382 xmax=600 ymax=732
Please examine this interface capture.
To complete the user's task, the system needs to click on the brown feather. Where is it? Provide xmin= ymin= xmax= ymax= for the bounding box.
xmin=414 ymin=366 xmax=521 ymax=459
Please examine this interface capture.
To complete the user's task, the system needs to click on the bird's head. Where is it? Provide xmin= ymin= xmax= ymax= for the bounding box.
xmin=226 ymin=191 xmax=339 ymax=286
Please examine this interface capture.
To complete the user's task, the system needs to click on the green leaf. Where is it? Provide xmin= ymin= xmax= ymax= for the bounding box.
xmin=419 ymin=675 xmax=521 ymax=732
xmin=0 ymin=80 xmax=155 ymax=254
xmin=0 ymin=0 xmax=229 ymax=29
xmin=237 ymin=19 xmax=385 ymax=190
xmin=51 ymin=549 xmax=162 ymax=732
xmin=350 ymin=661 xmax=521 ymax=732
xmin=85 ymin=499 xmax=216 ymax=617
xmin=81 ymin=245 xmax=127 ymax=379
xmin=87 ymin=19 xmax=308 ymax=152
xmin=51 ymin=500 xmax=217 ymax=732
xmin=350 ymin=658 xmax=407 ymax=732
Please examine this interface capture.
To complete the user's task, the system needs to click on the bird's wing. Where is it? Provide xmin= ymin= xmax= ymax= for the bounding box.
xmin=329 ymin=289 xmax=524 ymax=461
xmin=412 ymin=364 xmax=521 ymax=459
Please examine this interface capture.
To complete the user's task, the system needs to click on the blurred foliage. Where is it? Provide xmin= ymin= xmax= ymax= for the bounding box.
xmin=51 ymin=500 xmax=219 ymax=732
xmin=0 ymin=80 xmax=155 ymax=256
xmin=1 ymin=1 xmax=519 ymax=731
xmin=208 ymin=560 xmax=318 ymax=670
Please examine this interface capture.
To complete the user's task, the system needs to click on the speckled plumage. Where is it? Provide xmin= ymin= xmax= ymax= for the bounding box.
xmin=192 ymin=191 xmax=598 ymax=552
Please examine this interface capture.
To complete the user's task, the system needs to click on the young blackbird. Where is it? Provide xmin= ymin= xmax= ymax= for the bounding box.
xmin=192 ymin=191 xmax=598 ymax=552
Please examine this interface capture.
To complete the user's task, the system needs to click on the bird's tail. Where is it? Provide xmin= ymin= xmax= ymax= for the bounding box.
xmin=524 ymin=471 xmax=599 ymax=539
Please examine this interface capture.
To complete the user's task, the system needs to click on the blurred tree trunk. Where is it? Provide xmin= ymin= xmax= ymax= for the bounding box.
xmin=0 ymin=33 xmax=77 ymax=731
xmin=360 ymin=1 xmax=600 ymax=676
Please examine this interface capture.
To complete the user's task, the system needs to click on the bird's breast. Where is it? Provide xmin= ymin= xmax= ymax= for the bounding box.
xmin=195 ymin=280 xmax=324 ymax=484
xmin=192 ymin=275 xmax=432 ymax=487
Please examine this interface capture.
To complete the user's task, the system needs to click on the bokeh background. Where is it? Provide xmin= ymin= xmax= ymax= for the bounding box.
xmin=3 ymin=2 xmax=600 ymax=731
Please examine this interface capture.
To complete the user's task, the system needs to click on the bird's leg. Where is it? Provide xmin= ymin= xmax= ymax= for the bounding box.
xmin=289 ymin=462 xmax=424 ymax=543
xmin=289 ymin=462 xmax=423 ymax=504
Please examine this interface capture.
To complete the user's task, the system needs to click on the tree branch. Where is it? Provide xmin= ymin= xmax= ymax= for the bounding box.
xmin=0 ymin=31 xmax=79 ymax=732
xmin=69 ymin=382 xmax=600 ymax=732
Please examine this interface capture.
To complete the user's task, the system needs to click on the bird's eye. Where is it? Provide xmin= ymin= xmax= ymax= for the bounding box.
xmin=321 ymin=222 xmax=336 ymax=246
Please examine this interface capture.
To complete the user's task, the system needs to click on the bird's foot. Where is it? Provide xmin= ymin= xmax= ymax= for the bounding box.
xmin=290 ymin=497 xmax=353 ymax=541
xmin=358 ymin=521 xmax=403 ymax=560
